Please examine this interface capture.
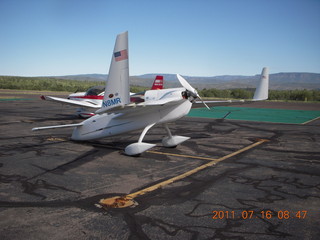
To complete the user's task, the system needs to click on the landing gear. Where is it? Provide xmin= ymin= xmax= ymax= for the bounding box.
xmin=162 ymin=124 xmax=190 ymax=148
xmin=124 ymin=123 xmax=190 ymax=156
xmin=125 ymin=124 xmax=156 ymax=156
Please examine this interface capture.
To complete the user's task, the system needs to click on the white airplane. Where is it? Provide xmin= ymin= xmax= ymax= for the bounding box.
xmin=41 ymin=75 xmax=164 ymax=118
xmin=32 ymin=31 xmax=269 ymax=156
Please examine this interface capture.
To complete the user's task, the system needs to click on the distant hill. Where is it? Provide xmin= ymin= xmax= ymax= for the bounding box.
xmin=50 ymin=74 xmax=108 ymax=82
xmin=47 ymin=72 xmax=320 ymax=90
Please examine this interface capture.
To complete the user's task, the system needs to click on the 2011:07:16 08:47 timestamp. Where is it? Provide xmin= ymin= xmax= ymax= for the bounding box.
xmin=212 ymin=210 xmax=307 ymax=220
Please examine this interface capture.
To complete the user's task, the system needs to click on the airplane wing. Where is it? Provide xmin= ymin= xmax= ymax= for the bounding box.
xmin=32 ymin=99 xmax=182 ymax=131
xmin=41 ymin=95 xmax=101 ymax=108
xmin=193 ymin=67 xmax=269 ymax=109
xmin=192 ymin=99 xmax=245 ymax=108
xmin=32 ymin=122 xmax=84 ymax=131
xmin=95 ymin=98 xmax=186 ymax=119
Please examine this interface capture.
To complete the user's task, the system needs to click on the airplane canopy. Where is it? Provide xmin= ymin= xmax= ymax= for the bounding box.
xmin=85 ymin=86 xmax=105 ymax=96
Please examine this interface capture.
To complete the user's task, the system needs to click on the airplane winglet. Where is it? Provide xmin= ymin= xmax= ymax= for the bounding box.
xmin=253 ymin=67 xmax=269 ymax=101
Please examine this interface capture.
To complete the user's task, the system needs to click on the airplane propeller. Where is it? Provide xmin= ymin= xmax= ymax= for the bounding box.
xmin=177 ymin=74 xmax=210 ymax=110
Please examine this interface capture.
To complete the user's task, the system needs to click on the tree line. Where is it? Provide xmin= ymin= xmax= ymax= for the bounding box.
xmin=0 ymin=76 xmax=319 ymax=101
xmin=0 ymin=76 xmax=105 ymax=92
xmin=198 ymin=88 xmax=320 ymax=101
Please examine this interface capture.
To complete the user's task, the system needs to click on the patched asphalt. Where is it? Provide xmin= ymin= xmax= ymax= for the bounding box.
xmin=0 ymin=91 xmax=320 ymax=239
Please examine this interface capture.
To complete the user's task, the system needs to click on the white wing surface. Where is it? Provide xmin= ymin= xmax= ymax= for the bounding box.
xmin=32 ymin=122 xmax=84 ymax=131
xmin=194 ymin=67 xmax=269 ymax=108
xmin=42 ymin=96 xmax=101 ymax=108
xmin=96 ymin=98 xmax=186 ymax=119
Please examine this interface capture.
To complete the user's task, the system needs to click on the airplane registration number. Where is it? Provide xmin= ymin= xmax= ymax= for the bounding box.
xmin=103 ymin=98 xmax=121 ymax=107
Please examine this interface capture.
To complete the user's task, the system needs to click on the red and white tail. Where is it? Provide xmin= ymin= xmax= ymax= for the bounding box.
xmin=151 ymin=75 xmax=164 ymax=90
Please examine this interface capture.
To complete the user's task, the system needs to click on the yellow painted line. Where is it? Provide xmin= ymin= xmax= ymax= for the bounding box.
xmin=146 ymin=150 xmax=219 ymax=161
xmin=302 ymin=116 xmax=320 ymax=125
xmin=126 ymin=139 xmax=269 ymax=199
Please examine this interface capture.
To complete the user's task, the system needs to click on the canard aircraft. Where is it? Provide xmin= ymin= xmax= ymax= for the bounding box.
xmin=41 ymin=75 xmax=164 ymax=118
xmin=32 ymin=31 xmax=269 ymax=156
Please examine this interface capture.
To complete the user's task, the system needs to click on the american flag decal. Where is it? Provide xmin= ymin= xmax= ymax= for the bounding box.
xmin=114 ymin=49 xmax=128 ymax=62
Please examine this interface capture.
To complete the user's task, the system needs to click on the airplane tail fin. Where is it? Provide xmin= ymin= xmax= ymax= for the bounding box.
xmin=151 ymin=75 xmax=164 ymax=90
xmin=99 ymin=31 xmax=130 ymax=113
xmin=253 ymin=67 xmax=269 ymax=101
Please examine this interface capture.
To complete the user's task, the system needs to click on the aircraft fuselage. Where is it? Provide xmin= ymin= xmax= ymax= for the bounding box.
xmin=71 ymin=88 xmax=192 ymax=141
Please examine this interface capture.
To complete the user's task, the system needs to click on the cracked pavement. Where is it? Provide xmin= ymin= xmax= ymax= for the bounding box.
xmin=0 ymin=92 xmax=319 ymax=239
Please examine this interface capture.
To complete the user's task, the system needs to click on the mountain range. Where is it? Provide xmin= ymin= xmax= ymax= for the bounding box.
xmin=50 ymin=72 xmax=320 ymax=90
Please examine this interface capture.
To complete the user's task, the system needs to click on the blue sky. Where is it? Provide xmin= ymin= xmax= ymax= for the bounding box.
xmin=0 ymin=0 xmax=319 ymax=76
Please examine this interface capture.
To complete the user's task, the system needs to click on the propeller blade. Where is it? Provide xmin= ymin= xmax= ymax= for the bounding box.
xmin=198 ymin=96 xmax=211 ymax=110
xmin=177 ymin=74 xmax=211 ymax=110
xmin=177 ymin=74 xmax=197 ymax=95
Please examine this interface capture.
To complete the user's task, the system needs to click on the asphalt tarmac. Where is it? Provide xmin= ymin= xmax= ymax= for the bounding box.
xmin=0 ymin=91 xmax=320 ymax=239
